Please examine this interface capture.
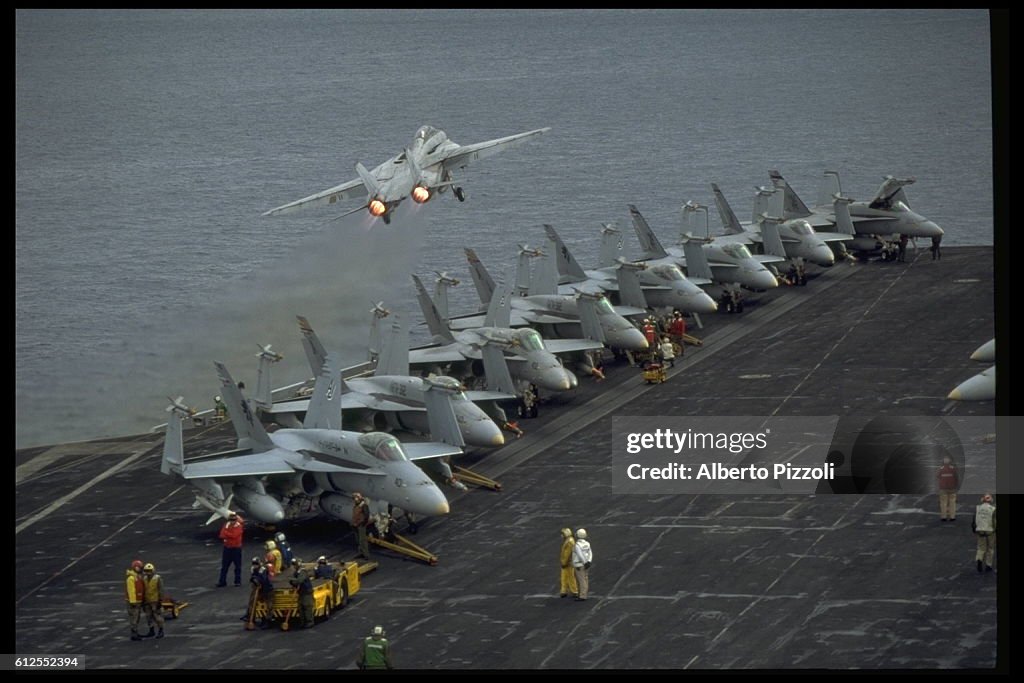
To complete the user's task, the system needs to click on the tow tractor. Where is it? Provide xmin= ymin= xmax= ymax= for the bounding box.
xmin=247 ymin=559 xmax=377 ymax=631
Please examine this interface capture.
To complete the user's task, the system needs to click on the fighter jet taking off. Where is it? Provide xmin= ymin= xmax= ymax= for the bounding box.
xmin=263 ymin=125 xmax=551 ymax=224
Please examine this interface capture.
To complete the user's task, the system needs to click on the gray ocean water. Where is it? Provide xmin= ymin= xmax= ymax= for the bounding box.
xmin=15 ymin=9 xmax=993 ymax=449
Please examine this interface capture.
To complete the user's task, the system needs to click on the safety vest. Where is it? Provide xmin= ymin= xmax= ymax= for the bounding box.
xmin=670 ymin=317 xmax=686 ymax=337
xmin=937 ymin=465 xmax=958 ymax=490
xmin=643 ymin=324 xmax=657 ymax=345
xmin=560 ymin=538 xmax=575 ymax=568
xmin=125 ymin=570 xmax=144 ymax=605
xmin=266 ymin=549 xmax=282 ymax=575
xmin=362 ymin=637 xmax=390 ymax=669
xmin=143 ymin=574 xmax=163 ymax=603
xmin=975 ymin=503 xmax=995 ymax=533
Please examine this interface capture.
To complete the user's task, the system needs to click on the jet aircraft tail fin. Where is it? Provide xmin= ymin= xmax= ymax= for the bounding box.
xmin=376 ymin=316 xmax=410 ymax=377
xmin=304 ymin=352 xmax=342 ymax=431
xmin=483 ymin=278 xmax=513 ymax=329
xmin=531 ymin=245 xmax=559 ymax=295
xmin=412 ymin=274 xmax=457 ymax=344
xmin=297 ymin=315 xmax=329 ymax=376
xmin=768 ymin=170 xmax=812 ymax=219
xmin=215 ymin=362 xmax=275 ymax=452
xmin=465 ymin=248 xmax=497 ymax=305
xmin=355 ymin=162 xmax=383 ymax=197
xmin=542 ymin=225 xmax=588 ymax=283
xmin=628 ymin=205 xmax=668 ymax=259
xmin=709 ymin=185 xmax=744 ymax=234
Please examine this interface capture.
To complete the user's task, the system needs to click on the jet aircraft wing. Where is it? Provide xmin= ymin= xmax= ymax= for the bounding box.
xmin=464 ymin=390 xmax=517 ymax=402
xmin=262 ymin=177 xmax=369 ymax=216
xmin=430 ymin=128 xmax=551 ymax=172
xmin=409 ymin=345 xmax=472 ymax=364
xmin=402 ymin=442 xmax=465 ymax=461
xmin=265 ymin=394 xmax=415 ymax=415
xmin=542 ymin=339 xmax=605 ymax=354
xmin=813 ymin=231 xmax=855 ymax=243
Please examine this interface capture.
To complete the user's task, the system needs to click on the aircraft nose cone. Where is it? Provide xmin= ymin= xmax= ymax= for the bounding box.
xmin=813 ymin=245 xmax=835 ymax=266
xmin=753 ymin=268 xmax=778 ymax=289
xmin=408 ymin=486 xmax=451 ymax=517
xmin=609 ymin=327 xmax=648 ymax=351
xmin=687 ymin=290 xmax=719 ymax=313
xmin=923 ymin=220 xmax=944 ymax=236
xmin=465 ymin=418 xmax=505 ymax=447
xmin=272 ymin=509 xmax=285 ymax=522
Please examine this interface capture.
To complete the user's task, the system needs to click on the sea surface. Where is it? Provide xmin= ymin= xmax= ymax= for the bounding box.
xmin=16 ymin=9 xmax=994 ymax=448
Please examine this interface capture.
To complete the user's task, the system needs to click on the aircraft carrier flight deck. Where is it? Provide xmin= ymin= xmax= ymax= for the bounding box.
xmin=15 ymin=246 xmax=999 ymax=670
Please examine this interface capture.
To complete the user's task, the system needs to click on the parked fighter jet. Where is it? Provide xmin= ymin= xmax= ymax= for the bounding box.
xmin=260 ymin=315 xmax=509 ymax=448
xmin=263 ymin=125 xmax=551 ymax=224
xmin=408 ymin=274 xmax=603 ymax=393
xmin=542 ymin=224 xmax=719 ymax=314
xmin=161 ymin=355 xmax=456 ymax=526
xmin=709 ymin=184 xmax=853 ymax=271
xmin=623 ymin=204 xmax=779 ymax=313
xmin=444 ymin=247 xmax=649 ymax=352
xmin=769 ymin=170 xmax=944 ymax=251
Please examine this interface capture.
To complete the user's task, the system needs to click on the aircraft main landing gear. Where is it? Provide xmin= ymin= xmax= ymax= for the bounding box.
xmin=454 ymin=187 xmax=466 ymax=202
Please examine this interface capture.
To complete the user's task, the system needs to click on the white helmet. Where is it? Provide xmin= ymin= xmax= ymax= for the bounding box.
xmin=265 ymin=540 xmax=276 ymax=551
xmin=373 ymin=625 xmax=384 ymax=636
xmin=576 ymin=528 xmax=587 ymax=539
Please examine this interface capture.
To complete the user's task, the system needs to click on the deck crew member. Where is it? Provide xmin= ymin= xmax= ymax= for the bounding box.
xmin=264 ymin=540 xmax=283 ymax=577
xmin=125 ymin=560 xmax=145 ymax=641
xmin=289 ymin=558 xmax=315 ymax=629
xmin=141 ymin=562 xmax=165 ymax=639
xmin=216 ymin=512 xmax=244 ymax=587
xmin=357 ymin=625 xmax=393 ymax=670
xmin=572 ymin=529 xmax=593 ymax=602
xmin=936 ymin=456 xmax=959 ymax=521
xmin=972 ymin=494 xmax=996 ymax=572
xmin=352 ymin=493 xmax=371 ymax=560
xmin=559 ymin=528 xmax=578 ymax=598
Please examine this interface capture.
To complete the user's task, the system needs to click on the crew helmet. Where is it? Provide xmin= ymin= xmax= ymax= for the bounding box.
xmin=576 ymin=528 xmax=587 ymax=539
xmin=317 ymin=555 xmax=327 ymax=564
xmin=265 ymin=540 xmax=277 ymax=551
xmin=561 ymin=528 xmax=573 ymax=539
xmin=143 ymin=563 xmax=155 ymax=572
xmin=131 ymin=560 xmax=143 ymax=571
xmin=275 ymin=532 xmax=287 ymax=543
xmin=251 ymin=556 xmax=261 ymax=566
xmin=373 ymin=625 xmax=384 ymax=637
xmin=982 ymin=494 xmax=994 ymax=503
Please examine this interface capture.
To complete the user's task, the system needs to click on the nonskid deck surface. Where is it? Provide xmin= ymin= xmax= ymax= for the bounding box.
xmin=15 ymin=247 xmax=996 ymax=669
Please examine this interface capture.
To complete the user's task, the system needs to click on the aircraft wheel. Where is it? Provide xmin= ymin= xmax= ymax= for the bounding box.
xmin=338 ymin=579 xmax=349 ymax=609
xmin=455 ymin=187 xmax=466 ymax=202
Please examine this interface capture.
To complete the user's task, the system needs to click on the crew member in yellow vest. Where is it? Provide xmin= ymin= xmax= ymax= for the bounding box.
xmin=559 ymin=528 xmax=578 ymax=598
xmin=141 ymin=562 xmax=165 ymax=638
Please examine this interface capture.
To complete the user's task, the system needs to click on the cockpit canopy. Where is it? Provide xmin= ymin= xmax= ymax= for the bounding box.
xmin=722 ymin=243 xmax=753 ymax=260
xmin=413 ymin=126 xmax=448 ymax=155
xmin=358 ymin=433 xmax=408 ymax=462
xmin=650 ymin=264 xmax=685 ymax=281
xmin=593 ymin=297 xmax=614 ymax=314
xmin=514 ymin=328 xmax=546 ymax=352
xmin=790 ymin=221 xmax=814 ymax=236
